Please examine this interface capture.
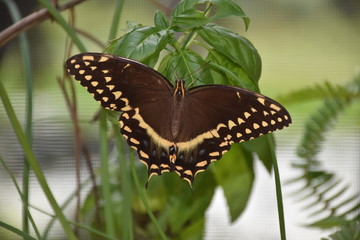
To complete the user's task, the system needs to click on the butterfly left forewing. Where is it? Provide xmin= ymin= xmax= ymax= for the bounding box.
xmin=66 ymin=53 xmax=173 ymax=111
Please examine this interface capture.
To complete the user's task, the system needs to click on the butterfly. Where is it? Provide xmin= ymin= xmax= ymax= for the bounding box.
xmin=66 ymin=53 xmax=291 ymax=185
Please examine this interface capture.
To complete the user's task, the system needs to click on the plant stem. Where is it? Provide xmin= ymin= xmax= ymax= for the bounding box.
xmin=267 ymin=135 xmax=287 ymax=240
xmin=130 ymin=152 xmax=168 ymax=240
xmin=99 ymin=109 xmax=116 ymax=238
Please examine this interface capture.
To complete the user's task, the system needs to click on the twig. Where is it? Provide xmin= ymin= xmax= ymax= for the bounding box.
xmin=0 ymin=0 xmax=86 ymax=47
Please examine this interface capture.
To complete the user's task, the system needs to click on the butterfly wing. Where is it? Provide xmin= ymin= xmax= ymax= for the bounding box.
xmin=66 ymin=53 xmax=177 ymax=180
xmin=171 ymin=85 xmax=291 ymax=183
xmin=66 ymin=53 xmax=174 ymax=111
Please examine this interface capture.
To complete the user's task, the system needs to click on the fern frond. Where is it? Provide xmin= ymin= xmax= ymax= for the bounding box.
xmin=287 ymin=73 xmax=360 ymax=233
xmin=321 ymin=221 xmax=360 ymax=240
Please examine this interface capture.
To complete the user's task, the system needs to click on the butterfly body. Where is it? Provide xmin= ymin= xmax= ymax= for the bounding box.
xmin=66 ymin=53 xmax=291 ymax=185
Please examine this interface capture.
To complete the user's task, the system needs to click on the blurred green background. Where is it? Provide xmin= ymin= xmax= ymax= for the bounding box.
xmin=0 ymin=0 xmax=359 ymax=239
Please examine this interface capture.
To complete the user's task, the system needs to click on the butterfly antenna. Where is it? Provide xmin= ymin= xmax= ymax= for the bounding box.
xmin=185 ymin=61 xmax=211 ymax=88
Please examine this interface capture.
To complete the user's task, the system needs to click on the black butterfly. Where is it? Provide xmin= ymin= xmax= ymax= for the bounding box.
xmin=66 ymin=53 xmax=291 ymax=185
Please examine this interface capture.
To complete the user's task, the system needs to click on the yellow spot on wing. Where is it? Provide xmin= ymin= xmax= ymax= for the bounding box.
xmin=96 ymin=89 xmax=104 ymax=94
xmin=82 ymin=55 xmax=94 ymax=61
xmin=160 ymin=164 xmax=170 ymax=169
xmin=91 ymin=81 xmax=98 ymax=87
xmin=253 ymin=123 xmax=260 ymax=129
xmin=244 ymin=112 xmax=251 ymax=119
xmin=238 ymin=117 xmax=245 ymax=124
xmin=105 ymin=77 xmax=112 ymax=82
xmin=90 ymin=66 xmax=97 ymax=70
xmin=210 ymin=129 xmax=220 ymax=138
xmin=120 ymin=98 xmax=129 ymax=105
xmin=99 ymin=56 xmax=109 ymax=62
xmin=102 ymin=70 xmax=109 ymax=74
xmin=209 ymin=152 xmax=219 ymax=157
xmin=195 ymin=169 xmax=205 ymax=176
xmin=245 ymin=128 xmax=252 ymax=134
xmin=150 ymin=164 xmax=159 ymax=170
xmin=183 ymin=170 xmax=193 ymax=176
xmin=130 ymin=138 xmax=140 ymax=144
xmin=228 ymin=120 xmax=237 ymax=130
xmin=140 ymin=150 xmax=149 ymax=159
xmin=79 ymin=70 xmax=85 ymax=75
xmin=196 ymin=161 xmax=208 ymax=167
xmin=216 ymin=123 xmax=227 ymax=131
xmin=270 ymin=104 xmax=281 ymax=111
xmin=124 ymin=126 xmax=132 ymax=132
xmin=112 ymin=91 xmax=122 ymax=99
xmin=85 ymin=75 xmax=92 ymax=80
xmin=121 ymin=105 xmax=132 ymax=111
xmin=70 ymin=59 xmax=76 ymax=64
xmin=107 ymin=85 xmax=115 ymax=91
xmin=257 ymin=97 xmax=266 ymax=105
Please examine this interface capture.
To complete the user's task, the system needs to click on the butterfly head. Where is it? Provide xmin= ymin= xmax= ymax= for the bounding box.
xmin=174 ymin=79 xmax=186 ymax=98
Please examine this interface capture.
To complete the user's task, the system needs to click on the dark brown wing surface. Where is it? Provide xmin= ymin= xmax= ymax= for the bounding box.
xmin=66 ymin=53 xmax=177 ymax=183
xmin=170 ymin=85 xmax=292 ymax=184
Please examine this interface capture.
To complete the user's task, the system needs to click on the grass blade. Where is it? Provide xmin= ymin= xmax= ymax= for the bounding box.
xmin=0 ymin=81 xmax=77 ymax=240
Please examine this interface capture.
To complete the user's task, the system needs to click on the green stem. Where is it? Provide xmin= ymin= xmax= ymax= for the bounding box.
xmin=37 ymin=0 xmax=86 ymax=52
xmin=108 ymin=111 xmax=133 ymax=240
xmin=1 ymin=0 xmax=33 ymax=236
xmin=0 ymin=220 xmax=37 ymax=240
xmin=99 ymin=109 xmax=116 ymax=238
xmin=266 ymin=135 xmax=287 ymax=240
xmin=0 ymin=154 xmax=41 ymax=239
xmin=108 ymin=0 xmax=124 ymax=40
xmin=130 ymin=152 xmax=168 ymax=240
xmin=0 ymin=81 xmax=77 ymax=240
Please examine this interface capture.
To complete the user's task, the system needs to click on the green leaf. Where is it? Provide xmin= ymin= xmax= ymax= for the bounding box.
xmin=198 ymin=23 xmax=261 ymax=82
xmin=154 ymin=10 xmax=169 ymax=29
xmin=242 ymin=135 xmax=274 ymax=173
xmin=213 ymin=144 xmax=254 ymax=222
xmin=158 ymin=50 xmax=213 ymax=86
xmin=106 ymin=25 xmax=169 ymax=67
xmin=199 ymin=0 xmax=250 ymax=30
xmin=206 ymin=49 xmax=259 ymax=91
xmin=175 ymin=218 xmax=204 ymax=240
xmin=167 ymin=170 xmax=216 ymax=233
xmin=324 ymin=221 xmax=360 ymax=240
xmin=171 ymin=0 xmax=209 ymax=28
xmin=308 ymin=216 xmax=350 ymax=229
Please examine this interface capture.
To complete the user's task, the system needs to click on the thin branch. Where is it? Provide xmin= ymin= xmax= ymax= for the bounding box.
xmin=0 ymin=0 xmax=86 ymax=47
